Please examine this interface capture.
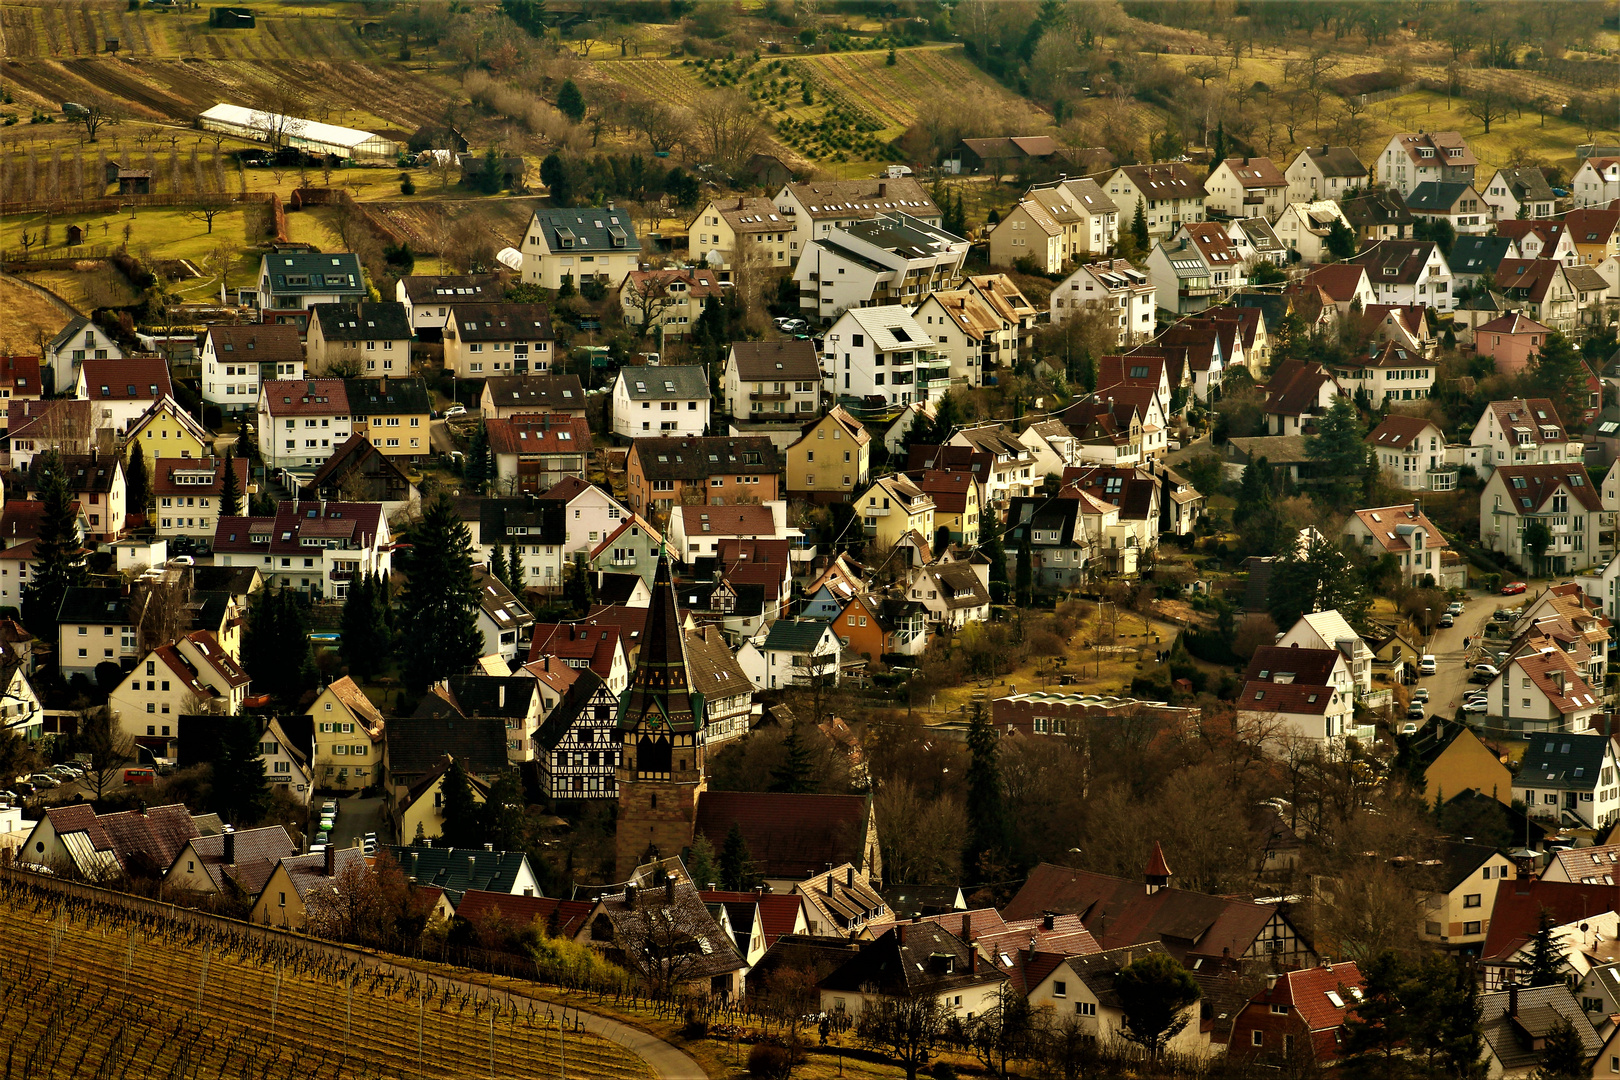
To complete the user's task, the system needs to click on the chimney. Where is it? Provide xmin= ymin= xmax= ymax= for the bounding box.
xmin=1265 ymin=974 xmax=1279 ymax=992
xmin=877 ymin=182 xmax=886 ymax=197
xmin=223 ymin=831 xmax=235 ymax=865
xmin=825 ymin=875 xmax=834 ymax=896
xmin=467 ymin=855 xmax=476 ymax=876
xmin=707 ymin=881 xmax=717 ymax=890
xmin=896 ymin=923 xmax=905 ymax=945
xmin=665 ymin=877 xmax=676 ymax=904
xmin=1322 ymin=956 xmax=1333 ymax=972
xmin=484 ymin=843 xmax=494 ymax=852
xmin=1412 ymin=498 xmax=1422 ymax=518
xmin=410 ymin=851 xmax=419 ymax=875
xmin=1509 ymin=981 xmax=1519 ymax=1017
xmin=1027 ymin=935 xmax=1037 ymax=961
xmin=970 ymin=949 xmax=978 ymax=974
xmin=962 ymin=913 xmax=973 ymax=941
xmin=498 ymin=683 xmax=506 ymax=710
xmin=324 ymin=845 xmax=336 ymax=877
xmin=1043 ymin=913 xmax=1055 ymax=931
xmin=846 ymin=866 xmax=854 ymax=888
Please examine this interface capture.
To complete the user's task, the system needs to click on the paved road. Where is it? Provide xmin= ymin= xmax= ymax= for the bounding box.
xmin=326 ymin=794 xmax=385 ymax=851
xmin=1410 ymin=588 xmax=1521 ymax=722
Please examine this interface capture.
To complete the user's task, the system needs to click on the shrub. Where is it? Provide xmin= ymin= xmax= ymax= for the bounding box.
xmin=748 ymin=1044 xmax=792 ymax=1080
xmin=400 ymin=174 xmax=416 ymax=195
xmin=679 ymin=1012 xmax=709 ymax=1040
xmin=203 ymin=404 xmax=222 ymax=430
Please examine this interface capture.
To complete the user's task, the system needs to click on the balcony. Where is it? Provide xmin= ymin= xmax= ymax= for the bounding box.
xmin=750 ymin=389 xmax=792 ymax=401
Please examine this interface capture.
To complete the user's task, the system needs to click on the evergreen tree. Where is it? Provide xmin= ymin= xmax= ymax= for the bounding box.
xmin=1342 ymin=951 xmax=1412 ymax=1063
xmin=688 ymin=833 xmax=719 ymax=890
xmin=1325 ymin=218 xmax=1359 ymax=261
xmin=466 ymin=422 xmax=492 ymax=493
xmin=1210 ymin=120 xmax=1227 ymax=168
xmin=396 ymin=495 xmax=484 ymax=694
xmin=243 ymin=586 xmax=317 ymax=708
xmin=719 ymin=822 xmax=761 ymax=890
xmin=125 ymin=441 xmax=150 ymax=517
xmin=341 ymin=571 xmax=392 ymax=682
xmin=235 ymin=415 xmax=256 ymax=464
xmin=1113 ymin=953 xmax=1201 ymax=1056
xmin=1523 ymin=518 xmax=1553 ymax=577
xmin=1536 ymin=1017 xmax=1588 ymax=1079
xmin=1527 ymin=332 xmax=1589 ymax=444
xmin=1304 ymin=397 xmax=1368 ymax=506
xmin=1529 ymin=908 xmax=1564 ymax=986
xmin=564 ymin=560 xmax=593 ymax=615
xmin=21 ymin=452 xmax=86 ymax=640
xmin=981 ymin=505 xmax=1008 ymax=603
xmin=508 ymin=541 xmax=522 ymax=591
xmin=218 ymin=450 xmax=242 ymax=517
xmin=1015 ymin=525 xmax=1034 ymax=606
xmin=965 ymin=702 xmax=1006 ymax=871
xmin=480 ymin=770 xmax=526 ymax=852
xmin=212 ymin=713 xmax=272 ymax=826
xmin=438 ymin=757 xmax=482 ymax=848
xmin=1267 ymin=535 xmax=1370 ymax=632
xmin=769 ymin=721 xmax=817 ymax=793
xmin=540 ymin=153 xmax=572 ymax=204
xmin=490 ymin=546 xmax=511 ymax=592
xmin=557 ymin=79 xmax=586 ymax=123
xmin=1131 ymin=199 xmax=1149 ymax=248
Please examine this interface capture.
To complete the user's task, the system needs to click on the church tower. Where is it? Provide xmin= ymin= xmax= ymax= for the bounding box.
xmin=613 ymin=550 xmax=706 ymax=880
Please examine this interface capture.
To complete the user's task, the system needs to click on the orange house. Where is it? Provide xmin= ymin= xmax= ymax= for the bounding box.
xmin=834 ymin=593 xmax=890 ymax=659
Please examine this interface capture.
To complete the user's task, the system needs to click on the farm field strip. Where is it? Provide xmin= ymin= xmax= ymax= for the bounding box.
xmin=0 ymin=884 xmax=649 ymax=1080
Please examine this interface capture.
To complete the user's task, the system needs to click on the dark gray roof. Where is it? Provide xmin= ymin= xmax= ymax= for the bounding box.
xmin=729 ymin=339 xmax=821 ymax=382
xmin=1480 ymin=985 xmax=1599 ymax=1071
xmin=483 ymin=375 xmax=586 ymax=411
xmin=821 ymin=921 xmax=1006 ymax=996
xmin=343 ymin=376 xmax=432 ymax=415
xmin=260 ymin=253 xmax=365 ymax=298
xmin=310 ymin=302 xmax=412 ymax=341
xmin=1341 ymin=189 xmax=1415 ymax=228
xmin=762 ymin=619 xmax=833 ymax=653
xmin=386 ymin=845 xmax=534 ymax=903
xmin=631 ymin=436 xmax=779 ymax=481
xmin=449 ymin=303 xmax=554 ymax=342
xmin=479 ymin=498 xmax=566 ymax=546
xmin=1299 ymin=145 xmax=1367 ymax=178
xmin=384 ymin=715 xmax=510 ymax=781
xmin=617 ymin=365 xmax=709 ymax=401
xmin=1438 ymin=840 xmax=1502 ymax=893
xmin=48 ymin=316 xmax=92 ymax=353
xmin=1493 ymin=166 xmax=1555 ymax=203
xmin=56 ymin=586 xmax=133 ymax=626
xmin=443 ymin=676 xmax=538 ymax=719
xmin=398 ymin=273 xmax=505 ymax=304
xmin=530 ymin=207 xmax=638 ymax=253
xmin=1406 ymin=180 xmax=1476 ymax=213
xmin=1450 ymin=235 xmax=1518 ymax=276
xmin=1519 ymin=732 xmax=1609 ymax=791
xmin=533 ymin=668 xmax=615 ymax=753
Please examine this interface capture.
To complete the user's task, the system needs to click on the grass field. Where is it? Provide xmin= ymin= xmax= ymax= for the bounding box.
xmin=0 ymin=274 xmax=76 ymax=352
xmin=0 ymin=878 xmax=650 ymax=1080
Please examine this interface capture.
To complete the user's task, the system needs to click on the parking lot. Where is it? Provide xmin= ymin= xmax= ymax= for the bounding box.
xmin=316 ymin=794 xmax=384 ymax=854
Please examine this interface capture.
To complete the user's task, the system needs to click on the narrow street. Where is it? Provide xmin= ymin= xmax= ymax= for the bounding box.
xmin=1411 ymin=588 xmax=1519 ymax=719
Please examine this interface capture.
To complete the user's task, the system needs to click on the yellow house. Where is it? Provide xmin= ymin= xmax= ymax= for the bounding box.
xmin=309 ymin=676 xmax=386 ymax=792
xmin=689 ymin=196 xmax=793 ymax=269
xmin=249 ymin=847 xmax=368 ymax=931
xmin=858 ymin=474 xmax=936 ymax=548
xmin=1413 ymin=721 xmax=1512 ymax=806
xmin=162 ymin=826 xmax=296 ymax=896
xmin=1422 ymin=841 xmax=1514 ymax=949
xmin=344 ymin=375 xmax=432 ymax=464
xmin=916 ymin=470 xmax=980 ymax=546
xmin=394 ymin=758 xmax=491 ymax=845
xmin=128 ymin=396 xmax=211 ymax=460
xmin=785 ymin=406 xmax=871 ymax=503
xmin=1568 ymin=208 xmax=1620 ymax=266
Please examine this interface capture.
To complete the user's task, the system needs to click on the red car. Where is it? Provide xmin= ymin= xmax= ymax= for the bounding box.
xmin=1501 ymin=581 xmax=1527 ymax=595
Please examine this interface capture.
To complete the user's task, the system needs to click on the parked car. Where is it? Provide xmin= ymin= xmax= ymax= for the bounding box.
xmin=1501 ymin=581 xmax=1527 ymax=595
xmin=444 ymin=404 xmax=467 ymax=419
xmin=1463 ymin=697 xmax=1490 ymax=713
xmin=28 ymin=773 xmax=59 ymax=789
xmin=1473 ymin=662 xmax=1501 ymax=679
xmin=1405 ymin=700 xmax=1426 ymax=719
xmin=1447 ymin=602 xmax=1465 ymax=616
xmin=13 ymin=783 xmax=34 ymax=798
xmin=1438 ymin=613 xmax=1455 ymax=628
xmin=1412 ymin=688 xmax=1429 ymax=704
xmin=1401 ymin=722 xmax=1419 ymax=735
xmin=1419 ymin=655 xmax=1437 ymax=675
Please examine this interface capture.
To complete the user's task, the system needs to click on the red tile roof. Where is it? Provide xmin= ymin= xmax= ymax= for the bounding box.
xmin=528 ymin=620 xmax=623 ymax=678
xmin=262 ymin=379 xmax=349 ymax=416
xmin=679 ymin=504 xmax=777 ymax=538
xmin=1348 ymin=503 xmax=1450 ymax=554
xmin=485 ymin=414 xmax=591 ymax=457
xmin=1365 ymin=414 xmax=1441 ymax=450
xmin=1481 ymin=879 xmax=1620 ymax=962
xmin=455 ymin=890 xmax=594 ymax=937
xmin=152 ymin=456 xmax=250 ymax=497
xmin=699 ymin=891 xmax=807 ymax=946
xmin=1494 ymin=464 xmax=1603 ymax=514
xmin=81 ymin=357 xmax=172 ymax=401
xmin=1302 ymin=264 xmax=1370 ymax=303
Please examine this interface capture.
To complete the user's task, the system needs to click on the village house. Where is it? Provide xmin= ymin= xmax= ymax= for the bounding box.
xmin=688 ymin=195 xmax=792 ymax=268
xmin=666 ymin=503 xmax=781 ymax=564
xmin=722 ymin=340 xmax=821 ymax=420
xmin=1102 ymin=163 xmax=1206 ymax=239
xmin=152 ymin=456 xmax=251 ymax=538
xmin=298 ymin=435 xmax=416 ymax=509
xmin=773 ymin=177 xmax=941 ymax=260
xmin=611 ymin=365 xmax=710 ymax=439
xmin=1364 ymin=415 xmax=1452 ymax=492
xmin=1481 ymin=166 xmax=1558 ymax=222
xmin=1238 ymin=644 xmax=1356 ymax=748
xmin=1495 ymin=258 xmax=1608 ymax=334
xmin=479 ymin=374 xmax=587 ymax=420
xmin=25 ymin=453 xmax=123 ymax=543
xmin=738 ymin=619 xmax=842 ymax=690
xmin=486 ymin=413 xmax=591 ymax=495
xmin=1470 ymin=399 xmax=1584 ymax=471
xmin=821 ymin=305 xmax=949 ymax=408
xmin=1481 ymin=464 xmax=1603 ymax=574
xmin=1273 ymin=199 xmax=1352 ymax=263
xmin=1262 ymin=359 xmax=1343 ymax=436
xmin=1565 ymin=207 xmax=1620 ymax=266
xmin=442 ymin=303 xmax=555 ymax=379
xmin=77 ymin=357 xmax=173 ymax=439
xmin=819 ymin=921 xmax=1005 ymax=1019
xmin=304 ymin=301 xmax=412 ymax=376
xmin=1405 ymin=180 xmax=1491 ymax=236
xmin=1450 ymin=235 xmax=1522 ymax=292
xmin=1497 ymin=220 xmax=1579 ymax=264
xmin=1049 ymin=260 xmax=1157 ymax=347
xmin=250 ymin=847 xmax=368 ymax=930
xmin=907 ymin=561 xmax=991 ymax=630
xmin=256 ymin=379 xmax=352 ymax=473
xmin=1283 ymin=145 xmax=1368 ymax=204
xmin=1476 ymin=314 xmax=1555 ymax=375
xmin=1349 ymin=240 xmax=1454 ymax=312
xmin=394 ymin=273 xmax=504 ymax=340
xmin=45 ymin=316 xmax=123 ymax=397
xmin=1513 ymin=732 xmax=1619 ymax=825
xmin=618 ymin=267 xmax=725 ymax=342
xmin=857 ymin=474 xmax=936 ymax=549
xmin=1343 ymin=502 xmax=1451 ymax=587
xmin=254 ymin=251 xmax=366 ymax=329
xmin=109 ymin=631 xmax=250 ymax=753
xmin=1376 ymin=131 xmax=1478 ymax=197
xmin=201 ymin=323 xmax=305 ymax=416
xmin=794 ymin=213 xmax=968 ymax=323
xmin=1231 ymin=960 xmax=1365 ymax=1066
xmin=1572 ymin=157 xmax=1620 ymax=209
xmin=1329 ymin=341 xmax=1436 ymax=405
xmin=1203 ymin=156 xmax=1288 ymax=219
xmin=306 ymin=676 xmax=386 ymax=792
xmin=785 ymin=406 xmax=872 ymax=503
xmin=519 ymin=207 xmax=639 ymax=291
xmin=163 ymin=826 xmax=296 ymax=898
xmin=1340 ymin=188 xmax=1416 ymax=245
xmin=212 ymin=501 xmax=391 ymax=599
xmin=1019 ymin=178 xmax=1120 ymax=265
xmin=127 ymin=396 xmax=212 ymax=463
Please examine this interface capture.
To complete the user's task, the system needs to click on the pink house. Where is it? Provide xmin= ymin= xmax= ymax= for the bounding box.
xmin=1475 ymin=313 xmax=1553 ymax=374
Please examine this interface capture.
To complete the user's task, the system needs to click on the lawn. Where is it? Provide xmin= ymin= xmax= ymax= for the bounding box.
xmin=0 ymin=275 xmax=76 ymax=352
xmin=2 ymin=205 xmax=262 ymax=297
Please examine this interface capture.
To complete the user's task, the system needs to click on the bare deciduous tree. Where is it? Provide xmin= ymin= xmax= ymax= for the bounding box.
xmin=687 ymin=90 xmax=766 ymax=178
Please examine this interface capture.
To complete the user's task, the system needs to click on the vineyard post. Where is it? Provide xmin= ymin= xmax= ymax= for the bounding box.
xmin=418 ymin=989 xmax=424 ymax=1080
xmin=558 ymin=1012 xmax=566 ymax=1080
xmin=488 ymin=1001 xmax=494 ymax=1080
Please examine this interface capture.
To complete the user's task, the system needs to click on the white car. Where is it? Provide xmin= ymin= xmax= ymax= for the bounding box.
xmin=444 ymin=404 xmax=467 ymax=419
xmin=1446 ymin=602 xmax=1465 ymax=616
xmin=1463 ymin=697 xmax=1489 ymax=713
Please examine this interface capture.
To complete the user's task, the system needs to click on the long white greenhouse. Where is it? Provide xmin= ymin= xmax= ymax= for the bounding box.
xmin=196 ymin=102 xmax=400 ymax=162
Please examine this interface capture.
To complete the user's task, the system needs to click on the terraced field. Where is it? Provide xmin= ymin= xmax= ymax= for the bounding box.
xmin=787 ymin=47 xmax=1052 ymax=136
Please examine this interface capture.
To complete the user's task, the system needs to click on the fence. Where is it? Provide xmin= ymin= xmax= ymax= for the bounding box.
xmin=0 ymin=190 xmax=278 ymax=217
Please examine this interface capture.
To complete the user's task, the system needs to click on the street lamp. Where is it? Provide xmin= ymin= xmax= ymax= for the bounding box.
xmin=1424 ymin=607 xmax=1432 ymax=645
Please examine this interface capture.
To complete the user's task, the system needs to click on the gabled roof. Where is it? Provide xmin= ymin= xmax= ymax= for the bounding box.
xmin=386 ymin=845 xmax=533 ymax=903
xmin=1347 ymin=240 xmax=1441 ymax=285
xmin=1389 ymin=131 xmax=1477 ymax=167
xmin=448 ymin=303 xmax=554 ymax=342
xmin=1215 ymin=156 xmax=1286 ymax=188
xmin=7 ymin=398 xmax=91 ymax=443
xmin=323 ymin=674 xmax=385 ymax=733
xmin=1301 ymin=264 xmax=1370 ymax=303
xmin=173 ymin=825 xmax=296 ymax=895
xmin=482 ymin=374 xmax=586 ymax=411
xmin=1547 ymin=842 xmax=1620 ymax=885
xmin=1494 ymin=258 xmax=1564 ymax=303
xmin=81 ymin=357 xmax=172 ymax=402
xmin=1511 ymin=656 xmax=1601 ymax=720
xmin=1480 ymin=984 xmax=1600 ymax=1071
xmin=42 ymin=803 xmax=200 ymax=875
xmin=1483 ymin=398 xmax=1570 ymax=443
xmin=1263 ymin=359 xmax=1341 ymax=418
xmin=780 ymin=178 xmax=939 ymax=220
xmin=632 ymin=436 xmax=779 ymax=481
xmin=484 ymin=413 xmax=591 ymax=457
xmin=398 ymin=273 xmax=505 ymax=305
xmin=1489 ymin=166 xmax=1556 ymax=203
xmin=1476 ymin=313 xmax=1553 ymax=336
xmin=262 ymin=379 xmax=348 ymax=416
xmin=455 ymin=890 xmax=593 ymax=936
xmin=1450 ymin=234 xmax=1519 ymax=276
xmin=26 ymin=453 xmax=120 ymax=496
xmin=1347 ymin=503 xmax=1449 ymax=554
xmin=343 ymin=375 xmax=431 ymax=415
xmin=1297 ymin=145 xmax=1367 ymax=178
xmin=151 ymin=455 xmax=249 ymax=497
xmin=1437 ymin=841 xmax=1504 ymax=894
xmin=685 ymin=626 xmax=751 ymax=702
xmin=259 ymin=252 xmax=365 ymax=299
xmin=1365 ymin=414 xmax=1442 ymax=450
xmin=310 ymin=301 xmax=411 ymax=341
xmin=1238 ymin=680 xmax=1333 ymax=715
xmin=616 ymin=365 xmax=708 ymax=401
xmin=529 ymin=207 xmax=638 ymax=252
xmin=1493 ymin=463 xmax=1602 ymax=514
xmin=821 ymin=920 xmax=1004 ymax=996
xmin=700 ymin=890 xmax=806 ymax=947
xmin=694 ymin=791 xmax=871 ymax=880
xmin=204 ymin=322 xmax=305 ymax=364
xmin=48 ymin=316 xmax=93 ymax=354
xmin=1112 ymin=163 xmax=1203 ymax=198
xmin=528 ymin=619 xmax=623 ymax=677
xmin=840 ymin=306 xmax=934 ymax=352
xmin=729 ymin=339 xmax=821 ymax=382
xmin=678 ymin=504 xmax=777 ymax=539
xmin=385 ymin=714 xmax=510 ymax=780
xmin=1405 ymin=180 xmax=1477 ymax=212
xmin=1244 ymin=645 xmax=1342 ymax=687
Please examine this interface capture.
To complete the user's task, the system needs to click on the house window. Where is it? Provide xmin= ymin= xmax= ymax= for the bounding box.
xmin=1053 ymin=981 xmax=1066 ymax=998
xmin=1463 ymin=894 xmax=1481 ymax=908
xmin=1252 ymin=1031 xmax=1264 ymax=1047
xmin=1076 ymin=1002 xmax=1096 ymax=1016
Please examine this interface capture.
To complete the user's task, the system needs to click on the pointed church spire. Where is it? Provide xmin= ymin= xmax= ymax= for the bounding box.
xmin=618 ymin=548 xmax=702 ymax=732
